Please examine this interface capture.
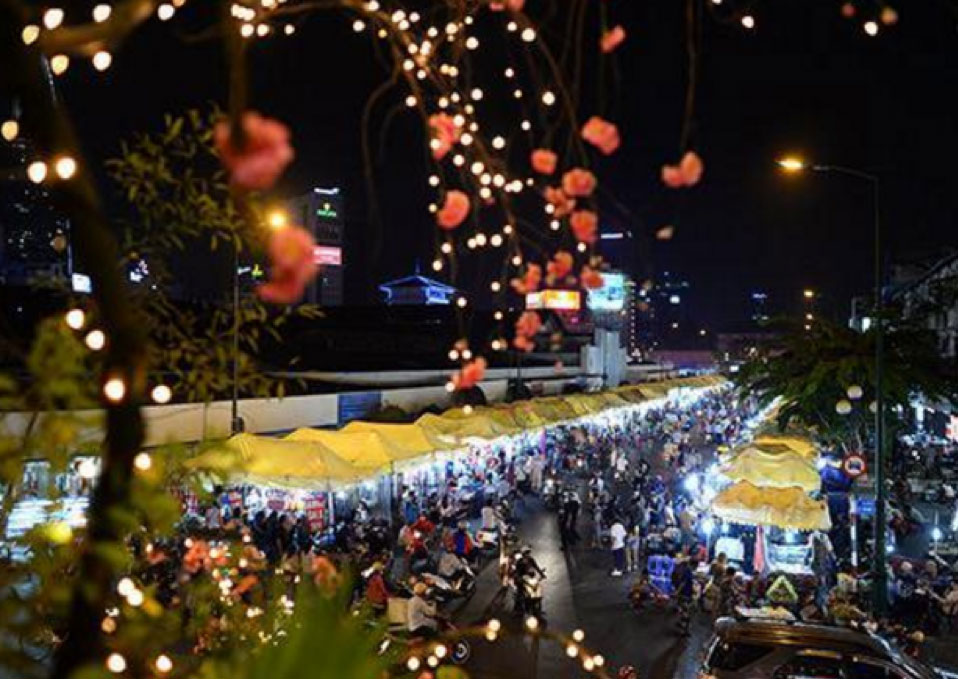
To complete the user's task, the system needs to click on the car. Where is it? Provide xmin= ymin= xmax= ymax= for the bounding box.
xmin=699 ymin=616 xmax=940 ymax=679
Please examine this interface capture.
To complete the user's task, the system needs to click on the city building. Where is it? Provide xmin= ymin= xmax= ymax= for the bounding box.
xmin=750 ymin=291 xmax=770 ymax=325
xmin=893 ymin=251 xmax=958 ymax=359
xmin=379 ymin=272 xmax=457 ymax=305
xmin=286 ymin=187 xmax=344 ymax=306
xmin=0 ymin=136 xmax=71 ymax=286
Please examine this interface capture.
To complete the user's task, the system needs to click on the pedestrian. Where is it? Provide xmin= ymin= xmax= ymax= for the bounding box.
xmin=625 ymin=523 xmax=642 ymax=573
xmin=610 ymin=516 xmax=627 ymax=577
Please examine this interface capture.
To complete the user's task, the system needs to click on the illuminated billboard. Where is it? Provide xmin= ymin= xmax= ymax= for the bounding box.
xmin=526 ymin=289 xmax=581 ymax=311
xmin=587 ymin=272 xmax=626 ymax=311
xmin=313 ymin=245 xmax=342 ymax=266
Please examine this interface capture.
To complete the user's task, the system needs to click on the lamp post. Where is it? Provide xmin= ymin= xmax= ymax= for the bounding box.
xmin=777 ymin=157 xmax=886 ymax=613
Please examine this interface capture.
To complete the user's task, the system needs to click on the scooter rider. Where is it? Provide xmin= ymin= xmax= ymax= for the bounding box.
xmin=513 ymin=545 xmax=546 ymax=613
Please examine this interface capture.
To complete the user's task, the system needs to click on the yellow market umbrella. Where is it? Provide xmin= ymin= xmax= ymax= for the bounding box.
xmin=187 ymin=433 xmax=367 ymax=489
xmin=284 ymin=429 xmax=397 ymax=472
xmin=721 ymin=444 xmax=821 ymax=493
xmin=712 ymin=481 xmax=831 ymax=531
xmin=753 ymin=435 xmax=818 ymax=461
xmin=340 ymin=421 xmax=448 ymax=459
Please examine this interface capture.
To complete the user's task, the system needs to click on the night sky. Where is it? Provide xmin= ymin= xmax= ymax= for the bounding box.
xmin=54 ymin=0 xmax=958 ymax=331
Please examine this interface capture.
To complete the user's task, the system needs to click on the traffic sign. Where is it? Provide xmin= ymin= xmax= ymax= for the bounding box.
xmin=843 ymin=454 xmax=867 ymax=478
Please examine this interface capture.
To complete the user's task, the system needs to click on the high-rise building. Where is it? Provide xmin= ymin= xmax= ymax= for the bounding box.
xmin=0 ymin=137 xmax=71 ymax=286
xmin=287 ymin=187 xmax=344 ymax=307
xmin=750 ymin=291 xmax=769 ymax=325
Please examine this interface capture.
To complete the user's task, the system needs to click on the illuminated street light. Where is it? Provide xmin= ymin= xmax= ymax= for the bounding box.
xmin=803 ymin=289 xmax=815 ymax=299
xmin=777 ymin=157 xmax=805 ymax=172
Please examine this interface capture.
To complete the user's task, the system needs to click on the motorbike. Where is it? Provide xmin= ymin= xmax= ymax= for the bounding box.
xmin=379 ymin=614 xmax=472 ymax=666
xmin=543 ymin=478 xmax=561 ymax=511
xmin=517 ymin=572 xmax=545 ymax=617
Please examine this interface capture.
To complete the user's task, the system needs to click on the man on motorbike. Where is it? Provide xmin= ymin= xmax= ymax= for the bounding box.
xmin=513 ymin=545 xmax=546 ymax=614
xmin=407 ymin=582 xmax=439 ymax=638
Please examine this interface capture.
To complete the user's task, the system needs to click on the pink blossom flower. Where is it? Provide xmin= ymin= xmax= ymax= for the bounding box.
xmin=547 ymin=251 xmax=574 ymax=280
xmin=570 ymin=209 xmax=598 ymax=245
xmin=600 ymin=25 xmax=626 ymax=53
xmin=436 ymin=190 xmax=471 ymax=230
xmin=257 ymin=225 xmax=318 ymax=304
xmin=428 ymin=113 xmax=461 ymax=160
xmin=660 ymin=151 xmax=704 ymax=188
xmin=581 ymin=116 xmax=621 ymax=155
xmin=214 ymin=112 xmax=294 ymax=191
xmin=531 ymin=149 xmax=558 ymax=175
xmin=580 ymin=265 xmax=604 ymax=289
xmin=544 ymin=186 xmax=576 ymax=218
xmin=561 ymin=168 xmax=597 ymax=197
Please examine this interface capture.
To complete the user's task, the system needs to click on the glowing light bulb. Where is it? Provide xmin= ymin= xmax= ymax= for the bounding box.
xmin=512 ymin=255 xmax=522 ymax=266
xmin=256 ymin=23 xmax=269 ymax=36
xmin=491 ymin=281 xmax=501 ymax=291
xmin=471 ymin=161 xmax=484 ymax=175
xmin=460 ymin=132 xmax=474 ymax=146
xmin=93 ymin=4 xmax=112 ymax=22
xmin=240 ymin=23 xmax=254 ymax=37
xmin=0 ymin=120 xmax=17 ymax=143
xmin=92 ymin=50 xmax=112 ymax=71
xmin=475 ymin=233 xmax=487 ymax=246
xmin=65 ymin=308 xmax=85 ymax=330
xmin=155 ymin=655 xmax=173 ymax=674
xmin=21 ymin=24 xmax=40 ymax=45
xmin=525 ymin=616 xmax=539 ymax=631
xmin=85 ymin=329 xmax=106 ymax=351
xmin=521 ymin=120 xmax=531 ymax=131
xmin=445 ymin=381 xmax=455 ymax=393
xmin=284 ymin=24 xmax=295 ymax=35
xmin=864 ymin=20 xmax=878 ymax=36
xmin=106 ymin=654 xmax=127 ymax=673
xmin=77 ymin=458 xmax=97 ymax=479
xmin=157 ymin=3 xmax=175 ymax=20
xmin=577 ymin=242 xmax=587 ymax=253
xmin=492 ymin=136 xmax=506 ymax=149
xmin=126 ymin=588 xmax=144 ymax=606
xmin=50 ymin=54 xmax=70 ymax=75
xmin=521 ymin=27 xmax=536 ymax=42
xmin=43 ymin=8 xmax=65 ymax=29
xmin=550 ymin=220 xmax=560 ymax=231
xmin=117 ymin=577 xmax=135 ymax=596
xmin=491 ymin=234 xmax=503 ymax=247
xmin=27 ymin=161 xmax=48 ymax=184
xmin=471 ymin=87 xmax=483 ymax=100
xmin=572 ymin=629 xmax=585 ymax=642
xmin=103 ymin=377 xmax=126 ymax=403
xmin=465 ymin=36 xmax=479 ymax=49
xmin=453 ymin=154 xmax=465 ymax=167
xmin=54 ymin=155 xmax=77 ymax=179
xmin=441 ymin=242 xmax=452 ymax=254
xmin=432 ymin=259 xmax=443 ymax=272
xmin=507 ymin=20 xmax=517 ymax=32
xmin=503 ymin=224 xmax=514 ymax=234
xmin=151 ymin=384 xmax=172 ymax=404
xmin=494 ymin=311 xmax=504 ymax=320
xmin=134 ymin=452 xmax=152 ymax=471
xmin=456 ymin=297 xmax=467 ymax=308
xmin=566 ymin=645 xmax=579 ymax=658
xmin=351 ymin=17 xmax=364 ymax=29
xmin=405 ymin=95 xmax=417 ymax=107
xmin=541 ymin=91 xmax=556 ymax=106
xmin=741 ymin=14 xmax=755 ymax=29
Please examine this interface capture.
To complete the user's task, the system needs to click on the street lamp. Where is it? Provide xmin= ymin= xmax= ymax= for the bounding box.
xmin=776 ymin=156 xmax=886 ymax=612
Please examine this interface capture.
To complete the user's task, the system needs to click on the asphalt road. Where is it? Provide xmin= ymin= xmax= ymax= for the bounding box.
xmin=452 ymin=496 xmax=714 ymax=679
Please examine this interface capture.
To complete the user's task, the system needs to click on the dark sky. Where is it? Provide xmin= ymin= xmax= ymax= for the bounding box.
xmin=55 ymin=0 xmax=958 ymax=330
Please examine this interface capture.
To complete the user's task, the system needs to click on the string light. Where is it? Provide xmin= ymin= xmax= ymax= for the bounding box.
xmin=103 ymin=377 xmax=126 ymax=403
xmin=572 ymin=629 xmax=585 ymax=642
xmin=93 ymin=4 xmax=112 ymax=22
xmin=405 ymin=95 xmax=417 ymax=107
xmin=441 ymin=242 xmax=452 ymax=254
xmin=541 ymin=91 xmax=556 ymax=106
xmin=456 ymin=296 xmax=468 ymax=308
xmin=465 ymin=36 xmax=479 ymax=49
xmin=470 ymin=161 xmax=485 ymax=175
xmin=134 ymin=452 xmax=152 ymax=471
xmin=27 ymin=161 xmax=48 ymax=184
xmin=126 ymin=588 xmax=144 ymax=606
xmin=475 ymin=233 xmax=487 ymax=246
xmin=1 ymin=120 xmax=18 ymax=142
xmin=492 ymin=136 xmax=506 ymax=149
xmin=65 ymin=308 xmax=85 ymax=330
xmin=507 ymin=20 xmax=517 ymax=32
xmin=863 ymin=20 xmax=878 ymax=36
xmin=256 ymin=23 xmax=270 ymax=36
xmin=445 ymin=381 xmax=455 ymax=392
xmin=550 ymin=219 xmax=560 ymax=231
xmin=352 ymin=18 xmax=365 ymax=32
xmin=471 ymin=87 xmax=483 ymax=100
xmin=521 ymin=27 xmax=536 ymax=42
xmin=151 ymin=384 xmax=172 ymax=404
xmin=490 ymin=234 xmax=503 ymax=247
xmin=466 ymin=237 xmax=477 ymax=249
xmin=462 ymin=348 xmax=472 ymax=360
xmin=490 ymin=281 xmax=501 ymax=291
xmin=428 ymin=175 xmax=440 ymax=186
xmin=43 ymin=8 xmax=65 ymax=30
xmin=432 ymin=258 xmax=443 ymax=271
xmin=85 ymin=330 xmax=106 ymax=351
xmin=521 ymin=120 xmax=531 ymax=131
xmin=377 ymin=28 xmax=387 ymax=38
xmin=157 ymin=3 xmax=175 ymax=20
xmin=21 ymin=24 xmax=40 ymax=45
xmin=511 ymin=255 xmax=522 ymax=266
xmin=577 ymin=242 xmax=587 ymax=253
xmin=566 ymin=645 xmax=579 ymax=658
xmin=525 ymin=616 xmax=540 ymax=631
xmin=513 ymin=89 xmax=523 ymax=99
xmin=460 ymin=132 xmax=474 ymax=146
xmin=741 ymin=14 xmax=755 ymax=29
xmin=92 ymin=51 xmax=113 ymax=71
xmin=54 ymin=156 xmax=77 ymax=179
xmin=583 ymin=657 xmax=595 ymax=671
xmin=494 ymin=311 xmax=504 ymax=320
xmin=503 ymin=224 xmax=514 ymax=235
xmin=479 ymin=186 xmax=492 ymax=200
xmin=284 ymin=24 xmax=295 ymax=35
xmin=50 ymin=55 xmax=70 ymax=75
xmin=241 ymin=23 xmax=254 ymax=37
xmin=155 ymin=655 xmax=173 ymax=674
xmin=106 ymin=654 xmax=127 ymax=673
xmin=453 ymin=154 xmax=465 ymax=167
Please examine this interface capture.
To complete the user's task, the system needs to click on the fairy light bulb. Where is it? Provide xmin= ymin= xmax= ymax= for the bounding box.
xmin=92 ymin=51 xmax=112 ymax=71
xmin=432 ymin=259 xmax=443 ymax=272
xmin=428 ymin=175 xmax=440 ymax=187
xmin=466 ymin=237 xmax=477 ymax=249
xmin=21 ymin=24 xmax=40 ymax=45
xmin=65 ymin=308 xmax=85 ymax=330
xmin=54 ymin=155 xmax=77 ymax=179
xmin=352 ymin=19 xmax=365 ymax=32
xmin=43 ymin=8 xmax=65 ymax=29
xmin=117 ymin=577 xmax=135 ymax=596
xmin=438 ymin=96 xmax=449 ymax=108
xmin=577 ymin=242 xmax=587 ymax=253
xmin=491 ymin=281 xmax=501 ymax=292
xmin=594 ymin=655 xmax=606 ymax=668
xmin=525 ymin=616 xmax=539 ymax=631
xmin=480 ymin=173 xmax=492 ymax=186
xmin=456 ymin=297 xmax=467 ymax=308
xmin=126 ymin=588 xmax=144 ymax=606
xmin=521 ymin=27 xmax=536 ymax=42
xmin=377 ymin=28 xmax=387 ymax=38
xmin=741 ymin=14 xmax=755 ymax=29
xmin=106 ymin=654 xmax=127 ymax=673
xmin=93 ymin=4 xmax=112 ymax=22
xmin=491 ymin=234 xmax=503 ymax=247
xmin=428 ymin=203 xmax=437 ymax=213
xmin=864 ymin=20 xmax=878 ymax=36
xmin=507 ymin=20 xmax=517 ymax=32
xmin=103 ymin=377 xmax=126 ymax=403
xmin=513 ymin=89 xmax=523 ymax=99
xmin=479 ymin=187 xmax=492 ymax=200
xmin=542 ymin=91 xmax=556 ymax=106
xmin=566 ymin=645 xmax=579 ymax=658
xmin=460 ymin=132 xmax=474 ymax=146
xmin=256 ymin=23 xmax=269 ymax=36
xmin=50 ymin=55 xmax=70 ymax=75
xmin=583 ymin=657 xmax=595 ymax=672
xmin=445 ymin=381 xmax=455 ymax=392
xmin=453 ymin=154 xmax=465 ymax=167
xmin=27 ymin=161 xmax=48 ymax=184
xmin=284 ymin=24 xmax=295 ymax=35
xmin=475 ymin=233 xmax=487 ymax=246
xmin=492 ymin=136 xmax=506 ymax=150
xmin=157 ymin=3 xmax=175 ymax=20
xmin=521 ymin=120 xmax=531 ymax=131
xmin=503 ymin=224 xmax=514 ymax=235
xmin=155 ymin=655 xmax=173 ymax=674
xmin=511 ymin=255 xmax=522 ymax=266
xmin=471 ymin=87 xmax=483 ymax=100
xmin=77 ymin=458 xmax=97 ymax=479
xmin=151 ymin=384 xmax=172 ymax=404
xmin=494 ymin=311 xmax=504 ymax=320
xmin=441 ymin=242 xmax=452 ymax=254
xmin=405 ymin=95 xmax=417 ymax=107
xmin=550 ymin=219 xmax=560 ymax=231
xmin=241 ymin=23 xmax=254 ymax=37
xmin=134 ymin=452 xmax=152 ymax=471
xmin=572 ymin=629 xmax=585 ymax=642
xmin=470 ymin=161 xmax=484 ymax=175
xmin=85 ymin=329 xmax=106 ymax=351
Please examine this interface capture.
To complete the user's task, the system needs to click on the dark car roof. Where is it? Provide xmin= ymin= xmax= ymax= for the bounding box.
xmin=714 ymin=618 xmax=894 ymax=657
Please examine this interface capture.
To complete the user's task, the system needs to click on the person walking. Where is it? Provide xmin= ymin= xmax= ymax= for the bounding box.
xmin=610 ymin=516 xmax=627 ymax=577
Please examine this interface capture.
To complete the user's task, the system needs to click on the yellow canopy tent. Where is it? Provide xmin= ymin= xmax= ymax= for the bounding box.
xmin=186 ymin=433 xmax=368 ymax=489
xmin=721 ymin=444 xmax=821 ymax=493
xmin=614 ymin=387 xmax=647 ymax=404
xmin=507 ymin=402 xmax=550 ymax=429
xmin=559 ymin=395 xmax=593 ymax=417
xmin=340 ymin=421 xmax=449 ymax=460
xmin=753 ymin=435 xmax=818 ymax=462
xmin=712 ymin=481 xmax=831 ymax=531
xmin=284 ymin=429 xmax=399 ymax=472
xmin=638 ymin=383 xmax=671 ymax=400
xmin=417 ymin=412 xmax=507 ymax=442
xmin=478 ymin=406 xmax=527 ymax=433
xmin=598 ymin=392 xmax=630 ymax=409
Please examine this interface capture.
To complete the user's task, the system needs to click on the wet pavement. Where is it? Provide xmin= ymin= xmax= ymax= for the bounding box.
xmin=453 ymin=496 xmax=714 ymax=679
